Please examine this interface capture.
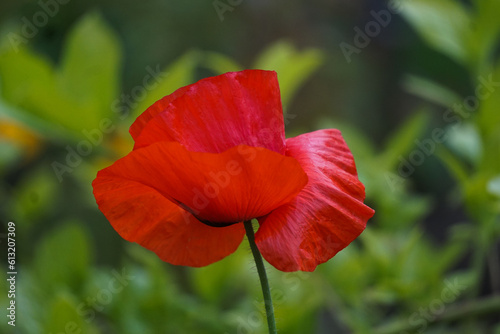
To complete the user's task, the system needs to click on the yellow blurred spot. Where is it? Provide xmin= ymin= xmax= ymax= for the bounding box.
xmin=93 ymin=126 xmax=134 ymax=171
xmin=0 ymin=118 xmax=42 ymax=160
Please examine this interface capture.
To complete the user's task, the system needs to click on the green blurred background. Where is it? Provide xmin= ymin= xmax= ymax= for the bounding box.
xmin=0 ymin=0 xmax=499 ymax=333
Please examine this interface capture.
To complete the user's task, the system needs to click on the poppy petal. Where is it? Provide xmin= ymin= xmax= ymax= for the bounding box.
xmin=129 ymin=85 xmax=191 ymax=141
xmin=255 ymin=129 xmax=375 ymax=272
xmin=95 ymin=141 xmax=307 ymax=225
xmin=92 ymin=175 xmax=245 ymax=267
xmin=133 ymin=70 xmax=286 ymax=154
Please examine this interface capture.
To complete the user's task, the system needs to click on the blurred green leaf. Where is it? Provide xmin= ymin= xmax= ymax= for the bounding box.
xmin=34 ymin=222 xmax=92 ymax=292
xmin=379 ymin=109 xmax=429 ymax=170
xmin=201 ymin=51 xmax=243 ymax=74
xmin=360 ymin=229 xmax=393 ymax=272
xmin=318 ymin=245 xmax=368 ymax=307
xmin=253 ymin=40 xmax=324 ymax=107
xmin=373 ymin=186 xmax=431 ymax=230
xmin=191 ymin=243 xmax=251 ymax=304
xmin=469 ymin=0 xmax=500 ymax=69
xmin=477 ymin=63 xmax=500 ymax=139
xmin=0 ymin=99 xmax=75 ymax=142
xmin=487 ymin=175 xmax=500 ymax=197
xmin=0 ymin=12 xmax=122 ymax=135
xmin=446 ymin=123 xmax=482 ymax=165
xmin=130 ymin=51 xmax=199 ymax=121
xmin=436 ymin=146 xmax=469 ymax=184
xmin=0 ymin=142 xmax=18 ymax=172
xmin=11 ymin=166 xmax=58 ymax=231
xmin=0 ymin=48 xmax=63 ymax=124
xmin=43 ymin=293 xmax=96 ymax=334
xmin=59 ymin=11 xmax=121 ymax=122
xmin=403 ymin=75 xmax=461 ymax=108
xmin=401 ymin=0 xmax=471 ymax=64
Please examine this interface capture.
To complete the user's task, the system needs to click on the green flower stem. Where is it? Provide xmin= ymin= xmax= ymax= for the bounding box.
xmin=244 ymin=220 xmax=277 ymax=334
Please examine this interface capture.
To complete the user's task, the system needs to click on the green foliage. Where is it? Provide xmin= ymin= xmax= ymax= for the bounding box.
xmin=253 ymin=41 xmax=324 ymax=107
xmin=204 ymin=40 xmax=325 ymax=109
xmin=34 ymin=222 xmax=92 ymax=293
xmin=10 ymin=166 xmax=58 ymax=232
xmin=43 ymin=293 xmax=97 ymax=334
xmin=403 ymin=75 xmax=461 ymax=108
xmin=401 ymin=0 xmax=471 ymax=65
xmin=191 ymin=243 xmax=252 ymax=304
xmin=379 ymin=109 xmax=429 ymax=171
xmin=446 ymin=123 xmax=482 ymax=165
xmin=59 ymin=12 xmax=121 ymax=125
xmin=200 ymin=51 xmax=243 ymax=74
xmin=396 ymin=0 xmax=500 ymax=331
xmin=0 ymin=12 xmax=120 ymax=139
xmin=129 ymin=51 xmax=199 ymax=121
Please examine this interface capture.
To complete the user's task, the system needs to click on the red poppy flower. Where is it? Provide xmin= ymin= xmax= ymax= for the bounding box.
xmin=92 ymin=70 xmax=374 ymax=272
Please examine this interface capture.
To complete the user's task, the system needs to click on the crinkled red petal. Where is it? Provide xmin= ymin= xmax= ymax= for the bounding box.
xmin=92 ymin=173 xmax=245 ymax=267
xmin=255 ymin=129 xmax=375 ymax=272
xmin=132 ymin=70 xmax=286 ymax=154
xmin=95 ymin=141 xmax=307 ymax=227
xmin=129 ymin=85 xmax=190 ymax=141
